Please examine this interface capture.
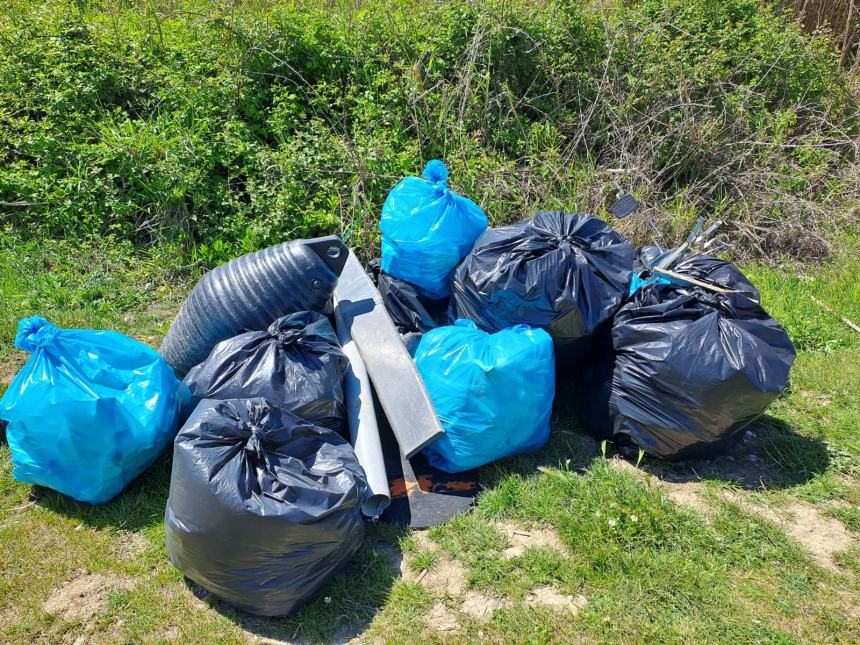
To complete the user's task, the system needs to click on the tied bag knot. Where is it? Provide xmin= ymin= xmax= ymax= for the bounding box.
xmin=421 ymin=159 xmax=449 ymax=185
xmin=242 ymin=423 xmax=269 ymax=464
xmin=15 ymin=315 xmax=60 ymax=352
xmin=273 ymin=327 xmax=303 ymax=347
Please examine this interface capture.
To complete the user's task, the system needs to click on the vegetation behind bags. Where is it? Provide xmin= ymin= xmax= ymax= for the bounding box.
xmin=0 ymin=0 xmax=855 ymax=265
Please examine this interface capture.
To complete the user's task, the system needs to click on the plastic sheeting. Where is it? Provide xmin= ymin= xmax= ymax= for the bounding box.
xmin=580 ymin=256 xmax=796 ymax=460
xmin=164 ymin=398 xmax=367 ymax=616
xmin=415 ymin=320 xmax=555 ymax=472
xmin=182 ymin=312 xmax=348 ymax=434
xmin=367 ymin=259 xmax=448 ymax=334
xmin=380 ymin=160 xmax=488 ymax=299
xmin=449 ymin=211 xmax=633 ymax=364
xmin=0 ymin=316 xmax=183 ymax=504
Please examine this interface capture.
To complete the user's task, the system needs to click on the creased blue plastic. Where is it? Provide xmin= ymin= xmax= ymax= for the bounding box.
xmin=0 ymin=315 xmax=184 ymax=504
xmin=380 ymin=160 xmax=488 ymax=299
xmin=415 ymin=319 xmax=555 ymax=472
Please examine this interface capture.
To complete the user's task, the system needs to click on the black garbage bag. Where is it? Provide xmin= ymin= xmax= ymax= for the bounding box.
xmin=182 ymin=311 xmax=348 ymax=433
xmin=164 ymin=398 xmax=367 ymax=616
xmin=367 ymin=259 xmax=448 ymax=334
xmin=449 ymin=211 xmax=633 ymax=365
xmin=580 ymin=256 xmax=796 ymax=461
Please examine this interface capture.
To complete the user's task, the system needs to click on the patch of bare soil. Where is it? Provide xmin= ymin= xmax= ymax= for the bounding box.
xmin=609 ymin=458 xmax=712 ymax=514
xmin=752 ymin=501 xmax=854 ymax=572
xmin=612 ymin=457 xmax=855 ymax=570
xmin=836 ymin=589 xmax=860 ymax=619
xmin=426 ymin=603 xmax=459 ymax=632
xmin=0 ymin=355 xmax=25 ymax=388
xmin=660 ymin=481 xmax=711 ymax=513
xmin=378 ymin=539 xmax=467 ymax=597
xmin=525 ymin=586 xmax=587 ymax=614
xmin=43 ymin=573 xmax=133 ymax=624
xmin=459 ymin=591 xmax=508 ymax=622
xmin=495 ymin=521 xmax=568 ymax=560
xmin=113 ymin=531 xmax=149 ymax=561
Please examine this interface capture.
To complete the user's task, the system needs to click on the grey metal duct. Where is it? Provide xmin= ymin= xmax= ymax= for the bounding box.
xmin=333 ymin=250 xmax=444 ymax=459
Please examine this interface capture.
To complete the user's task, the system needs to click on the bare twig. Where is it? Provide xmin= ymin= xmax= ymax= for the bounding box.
xmin=810 ymin=296 xmax=860 ymax=335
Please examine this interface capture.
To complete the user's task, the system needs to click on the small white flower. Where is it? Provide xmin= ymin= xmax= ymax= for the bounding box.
xmin=629 ymin=514 xmax=638 ymax=523
xmin=324 ymin=596 xmax=332 ymax=604
xmin=607 ymin=519 xmax=617 ymax=527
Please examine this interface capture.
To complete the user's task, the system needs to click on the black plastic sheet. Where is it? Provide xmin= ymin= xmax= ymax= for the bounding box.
xmin=449 ymin=211 xmax=633 ymax=365
xmin=580 ymin=255 xmax=796 ymax=460
xmin=367 ymin=259 xmax=448 ymax=334
xmin=182 ymin=312 xmax=348 ymax=434
xmin=164 ymin=398 xmax=367 ymax=616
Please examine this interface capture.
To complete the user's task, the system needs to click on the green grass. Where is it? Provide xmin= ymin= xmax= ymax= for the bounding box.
xmin=1 ymin=239 xmax=859 ymax=643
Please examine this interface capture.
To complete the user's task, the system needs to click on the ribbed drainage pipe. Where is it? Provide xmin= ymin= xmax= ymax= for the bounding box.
xmin=160 ymin=236 xmax=348 ymax=376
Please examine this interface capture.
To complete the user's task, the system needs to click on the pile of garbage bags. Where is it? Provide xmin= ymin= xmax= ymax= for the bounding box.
xmin=370 ymin=162 xmax=795 ymax=467
xmin=0 ymin=157 xmax=798 ymax=618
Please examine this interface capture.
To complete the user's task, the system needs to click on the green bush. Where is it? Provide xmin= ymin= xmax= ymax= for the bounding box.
xmin=0 ymin=0 xmax=856 ymax=264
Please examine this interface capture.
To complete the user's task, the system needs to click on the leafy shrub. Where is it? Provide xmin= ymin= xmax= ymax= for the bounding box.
xmin=0 ymin=0 xmax=856 ymax=265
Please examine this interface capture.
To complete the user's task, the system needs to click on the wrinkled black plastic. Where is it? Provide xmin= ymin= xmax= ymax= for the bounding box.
xmin=367 ymin=259 xmax=448 ymax=334
xmin=182 ymin=312 xmax=348 ymax=433
xmin=580 ymin=256 xmax=796 ymax=460
xmin=449 ymin=212 xmax=633 ymax=363
xmin=164 ymin=398 xmax=366 ymax=616
xmin=160 ymin=236 xmax=347 ymax=376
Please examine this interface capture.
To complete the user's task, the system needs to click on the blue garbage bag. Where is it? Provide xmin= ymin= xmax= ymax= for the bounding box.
xmin=380 ymin=160 xmax=488 ymax=299
xmin=0 ymin=316 xmax=184 ymax=504
xmin=415 ymin=319 xmax=555 ymax=472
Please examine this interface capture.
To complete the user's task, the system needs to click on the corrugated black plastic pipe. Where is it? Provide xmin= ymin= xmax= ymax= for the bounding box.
xmin=160 ymin=236 xmax=348 ymax=376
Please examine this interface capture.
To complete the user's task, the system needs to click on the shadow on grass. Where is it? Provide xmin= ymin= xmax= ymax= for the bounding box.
xmin=629 ymin=415 xmax=830 ymax=490
xmin=186 ymin=522 xmax=408 ymax=643
xmin=480 ymin=391 xmax=829 ymax=494
xmin=478 ymin=394 xmax=602 ymax=489
xmin=33 ymin=451 xmax=172 ymax=532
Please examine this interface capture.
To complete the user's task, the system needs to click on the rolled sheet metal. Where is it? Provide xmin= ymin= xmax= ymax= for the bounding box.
xmin=335 ymin=315 xmax=390 ymax=517
xmin=333 ymin=250 xmax=444 ymax=459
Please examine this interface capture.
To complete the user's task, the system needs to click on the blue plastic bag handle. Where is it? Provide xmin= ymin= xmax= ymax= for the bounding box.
xmin=15 ymin=315 xmax=60 ymax=353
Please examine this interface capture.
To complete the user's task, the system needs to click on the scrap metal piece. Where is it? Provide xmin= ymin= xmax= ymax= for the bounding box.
xmin=609 ymin=193 xmax=640 ymax=218
xmin=334 ymin=315 xmax=390 ymax=517
xmin=333 ymin=251 xmax=444 ymax=459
